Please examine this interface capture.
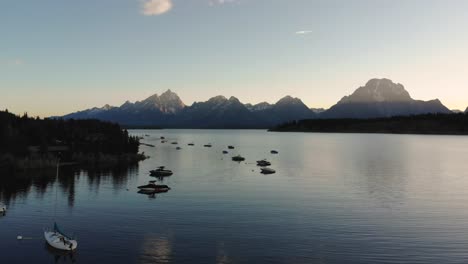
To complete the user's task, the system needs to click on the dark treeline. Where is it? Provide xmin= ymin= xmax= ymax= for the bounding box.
xmin=0 ymin=110 xmax=143 ymax=170
xmin=271 ymin=113 xmax=468 ymax=135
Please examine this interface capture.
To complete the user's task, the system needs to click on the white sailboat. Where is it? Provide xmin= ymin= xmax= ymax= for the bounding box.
xmin=44 ymin=158 xmax=78 ymax=251
xmin=44 ymin=223 xmax=78 ymax=251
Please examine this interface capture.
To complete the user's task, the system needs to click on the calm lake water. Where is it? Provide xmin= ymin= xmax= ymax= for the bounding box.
xmin=2 ymin=130 xmax=468 ymax=263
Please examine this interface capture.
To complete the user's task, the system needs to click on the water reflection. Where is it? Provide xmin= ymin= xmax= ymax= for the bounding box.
xmin=138 ymin=191 xmax=157 ymax=199
xmin=151 ymin=176 xmax=170 ymax=183
xmin=85 ymin=165 xmax=139 ymax=193
xmin=137 ymin=189 xmax=169 ymax=199
xmin=140 ymin=235 xmax=172 ymax=264
xmin=0 ymin=168 xmax=58 ymax=205
xmin=44 ymin=243 xmax=77 ymax=263
xmin=4 ymin=131 xmax=468 ymax=264
xmin=57 ymin=168 xmax=77 ymax=208
xmin=216 ymin=242 xmax=232 ymax=264
xmin=0 ymin=165 xmax=139 ymax=207
xmin=344 ymin=135 xmax=409 ymax=208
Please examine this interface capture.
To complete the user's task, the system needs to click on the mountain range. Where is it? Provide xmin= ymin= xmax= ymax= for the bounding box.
xmin=321 ymin=79 xmax=450 ymax=118
xmin=61 ymin=78 xmax=453 ymax=128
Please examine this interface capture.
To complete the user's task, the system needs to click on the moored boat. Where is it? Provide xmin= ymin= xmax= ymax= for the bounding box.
xmin=223 ymin=150 xmax=228 ymax=154
xmin=44 ymin=158 xmax=78 ymax=251
xmin=232 ymin=155 xmax=245 ymax=162
xmin=44 ymin=223 xmax=78 ymax=251
xmin=204 ymin=144 xmax=212 ymax=147
xmin=260 ymin=168 xmax=276 ymax=174
xmin=150 ymin=167 xmax=173 ymax=177
xmin=256 ymin=160 xmax=271 ymax=167
xmin=270 ymin=150 xmax=279 ymax=154
xmin=228 ymin=146 xmax=235 ymax=149
xmin=137 ymin=181 xmax=171 ymax=192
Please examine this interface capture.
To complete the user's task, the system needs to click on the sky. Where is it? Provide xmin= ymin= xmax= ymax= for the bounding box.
xmin=1 ymin=0 xmax=468 ymax=117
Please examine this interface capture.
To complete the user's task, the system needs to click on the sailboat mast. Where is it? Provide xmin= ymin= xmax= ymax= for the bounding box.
xmin=54 ymin=157 xmax=60 ymax=221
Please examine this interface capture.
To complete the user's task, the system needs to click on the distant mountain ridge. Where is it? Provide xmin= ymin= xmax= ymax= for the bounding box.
xmin=61 ymin=78 xmax=452 ymax=128
xmin=62 ymin=91 xmax=316 ymax=128
xmin=321 ymin=79 xmax=451 ymax=118
xmin=64 ymin=90 xmax=185 ymax=126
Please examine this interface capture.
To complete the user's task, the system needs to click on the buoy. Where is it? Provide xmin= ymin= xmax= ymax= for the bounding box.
xmin=17 ymin=235 xmax=34 ymax=240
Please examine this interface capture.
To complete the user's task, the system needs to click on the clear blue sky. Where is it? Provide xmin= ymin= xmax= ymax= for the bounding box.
xmin=1 ymin=0 xmax=468 ymax=116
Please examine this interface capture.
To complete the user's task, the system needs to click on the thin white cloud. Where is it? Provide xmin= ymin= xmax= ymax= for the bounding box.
xmin=13 ymin=59 xmax=23 ymax=65
xmin=141 ymin=0 xmax=173 ymax=16
xmin=295 ymin=30 xmax=313 ymax=35
xmin=3 ymin=59 xmax=24 ymax=66
xmin=209 ymin=0 xmax=237 ymax=6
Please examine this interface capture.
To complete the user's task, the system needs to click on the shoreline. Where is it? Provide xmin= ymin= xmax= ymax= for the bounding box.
xmin=270 ymin=113 xmax=468 ymax=136
xmin=268 ymin=129 xmax=468 ymax=136
xmin=0 ymin=153 xmax=147 ymax=171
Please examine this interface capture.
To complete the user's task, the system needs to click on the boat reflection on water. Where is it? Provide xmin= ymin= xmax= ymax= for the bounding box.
xmin=44 ymin=242 xmax=77 ymax=263
xmin=216 ymin=242 xmax=232 ymax=264
xmin=138 ymin=190 xmax=157 ymax=199
xmin=137 ymin=189 xmax=169 ymax=199
xmin=140 ymin=236 xmax=172 ymax=264
xmin=152 ymin=175 xmax=169 ymax=182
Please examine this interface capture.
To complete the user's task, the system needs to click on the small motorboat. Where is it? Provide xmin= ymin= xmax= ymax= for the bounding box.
xmin=260 ymin=168 xmax=276 ymax=174
xmin=222 ymin=150 xmax=229 ymax=154
xmin=161 ymin=140 xmax=167 ymax=143
xmin=138 ymin=181 xmax=171 ymax=191
xmin=138 ymin=181 xmax=158 ymax=191
xmin=257 ymin=160 xmax=271 ymax=167
xmin=188 ymin=143 xmax=194 ymax=146
xmin=176 ymin=147 xmax=182 ymax=150
xmin=171 ymin=142 xmax=178 ymax=145
xmin=44 ymin=223 xmax=78 ymax=251
xmin=232 ymin=155 xmax=245 ymax=162
xmin=150 ymin=167 xmax=173 ymax=177
xmin=0 ymin=203 xmax=6 ymax=215
xmin=228 ymin=146 xmax=235 ymax=149
xmin=137 ymin=181 xmax=171 ymax=192
xmin=160 ymin=136 xmax=165 ymax=139
xmin=270 ymin=150 xmax=279 ymax=154
xmin=204 ymin=144 xmax=212 ymax=148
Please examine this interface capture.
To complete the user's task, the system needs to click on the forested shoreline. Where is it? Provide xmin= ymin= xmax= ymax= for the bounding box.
xmin=270 ymin=113 xmax=468 ymax=135
xmin=0 ymin=110 xmax=145 ymax=171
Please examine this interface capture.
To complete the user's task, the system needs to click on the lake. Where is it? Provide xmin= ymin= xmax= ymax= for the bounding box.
xmin=2 ymin=130 xmax=468 ymax=263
